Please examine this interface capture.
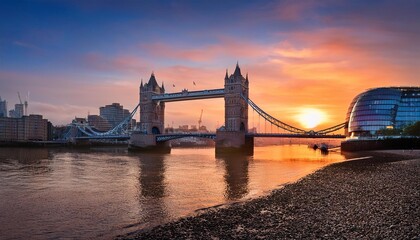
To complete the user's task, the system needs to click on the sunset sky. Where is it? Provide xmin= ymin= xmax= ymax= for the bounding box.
xmin=1 ymin=0 xmax=419 ymax=131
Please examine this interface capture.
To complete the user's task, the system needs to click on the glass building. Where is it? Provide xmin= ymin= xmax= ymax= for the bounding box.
xmin=345 ymin=87 xmax=420 ymax=137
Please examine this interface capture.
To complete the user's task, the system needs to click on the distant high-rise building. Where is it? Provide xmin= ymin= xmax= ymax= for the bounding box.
xmin=15 ymin=104 xmax=24 ymax=118
xmin=0 ymin=97 xmax=7 ymax=117
xmin=99 ymin=103 xmax=131 ymax=128
xmin=88 ymin=115 xmax=112 ymax=132
xmin=9 ymin=104 xmax=24 ymax=118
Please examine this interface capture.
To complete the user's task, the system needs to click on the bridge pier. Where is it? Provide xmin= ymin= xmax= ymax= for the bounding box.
xmin=215 ymin=131 xmax=254 ymax=155
xmin=70 ymin=138 xmax=91 ymax=147
xmin=129 ymin=133 xmax=171 ymax=153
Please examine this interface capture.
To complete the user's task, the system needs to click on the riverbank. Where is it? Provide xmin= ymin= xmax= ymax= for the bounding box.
xmin=341 ymin=137 xmax=420 ymax=151
xmin=120 ymin=150 xmax=420 ymax=239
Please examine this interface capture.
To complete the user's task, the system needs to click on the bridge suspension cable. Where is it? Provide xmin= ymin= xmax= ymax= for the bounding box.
xmin=243 ymin=95 xmax=346 ymax=135
xmin=242 ymin=95 xmax=306 ymax=134
xmin=66 ymin=103 xmax=140 ymax=138
xmin=314 ymin=122 xmax=347 ymax=135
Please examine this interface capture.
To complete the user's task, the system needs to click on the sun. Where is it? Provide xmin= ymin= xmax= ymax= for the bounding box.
xmin=295 ymin=108 xmax=327 ymax=129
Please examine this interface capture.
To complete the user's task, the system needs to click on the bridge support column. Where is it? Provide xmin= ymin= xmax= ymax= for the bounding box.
xmin=129 ymin=133 xmax=171 ymax=153
xmin=215 ymin=131 xmax=253 ymax=155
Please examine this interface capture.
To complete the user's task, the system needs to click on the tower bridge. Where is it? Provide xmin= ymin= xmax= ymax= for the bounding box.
xmin=67 ymin=63 xmax=346 ymax=154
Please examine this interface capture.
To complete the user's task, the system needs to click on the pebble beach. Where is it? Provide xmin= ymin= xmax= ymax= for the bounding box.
xmin=120 ymin=150 xmax=420 ymax=239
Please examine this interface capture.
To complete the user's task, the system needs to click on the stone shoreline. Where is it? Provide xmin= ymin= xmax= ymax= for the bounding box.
xmin=119 ymin=150 xmax=420 ymax=239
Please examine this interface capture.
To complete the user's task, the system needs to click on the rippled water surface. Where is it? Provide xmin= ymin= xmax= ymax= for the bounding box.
xmin=0 ymin=145 xmax=345 ymax=239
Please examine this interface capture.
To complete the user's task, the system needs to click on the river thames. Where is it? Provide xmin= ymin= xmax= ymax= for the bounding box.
xmin=0 ymin=144 xmax=345 ymax=239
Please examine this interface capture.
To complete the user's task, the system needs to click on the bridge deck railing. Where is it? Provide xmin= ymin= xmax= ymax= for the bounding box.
xmin=152 ymin=88 xmax=225 ymax=102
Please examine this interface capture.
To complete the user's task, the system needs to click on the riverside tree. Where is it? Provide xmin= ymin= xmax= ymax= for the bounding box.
xmin=403 ymin=121 xmax=420 ymax=136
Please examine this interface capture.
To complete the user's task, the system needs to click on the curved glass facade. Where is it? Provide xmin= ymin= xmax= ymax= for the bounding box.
xmin=346 ymin=87 xmax=420 ymax=137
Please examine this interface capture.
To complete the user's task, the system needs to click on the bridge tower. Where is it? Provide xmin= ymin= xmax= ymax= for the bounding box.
xmin=130 ymin=73 xmax=169 ymax=152
xmin=139 ymin=73 xmax=165 ymax=134
xmin=224 ymin=63 xmax=248 ymax=132
xmin=216 ymin=63 xmax=253 ymax=155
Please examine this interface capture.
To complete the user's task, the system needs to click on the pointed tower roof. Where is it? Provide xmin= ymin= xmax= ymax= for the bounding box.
xmin=234 ymin=62 xmax=242 ymax=76
xmin=140 ymin=78 xmax=143 ymax=88
xmin=148 ymin=72 xmax=158 ymax=88
xmin=161 ymin=82 xmax=165 ymax=91
xmin=225 ymin=69 xmax=229 ymax=80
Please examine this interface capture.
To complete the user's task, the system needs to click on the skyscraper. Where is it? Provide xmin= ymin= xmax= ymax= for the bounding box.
xmin=99 ymin=103 xmax=131 ymax=128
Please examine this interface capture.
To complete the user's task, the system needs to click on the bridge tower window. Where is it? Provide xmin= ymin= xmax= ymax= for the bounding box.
xmin=240 ymin=122 xmax=245 ymax=131
xmin=152 ymin=127 xmax=160 ymax=134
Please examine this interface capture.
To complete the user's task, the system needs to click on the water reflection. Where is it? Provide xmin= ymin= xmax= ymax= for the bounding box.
xmin=138 ymin=154 xmax=166 ymax=199
xmin=0 ymin=148 xmax=51 ymax=174
xmin=137 ymin=153 xmax=168 ymax=228
xmin=0 ymin=147 xmax=50 ymax=163
xmin=217 ymin=154 xmax=250 ymax=200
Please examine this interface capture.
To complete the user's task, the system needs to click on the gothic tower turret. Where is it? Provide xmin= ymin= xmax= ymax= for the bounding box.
xmin=139 ymin=73 xmax=165 ymax=134
xmin=224 ymin=63 xmax=249 ymax=132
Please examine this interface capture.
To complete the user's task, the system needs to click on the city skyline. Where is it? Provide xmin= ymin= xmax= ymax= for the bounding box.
xmin=1 ymin=0 xmax=419 ymax=130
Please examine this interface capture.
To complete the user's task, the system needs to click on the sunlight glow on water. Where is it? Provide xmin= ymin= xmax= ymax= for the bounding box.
xmin=0 ymin=145 xmax=345 ymax=239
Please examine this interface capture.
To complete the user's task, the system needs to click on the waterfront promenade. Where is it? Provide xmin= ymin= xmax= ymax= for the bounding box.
xmin=122 ymin=150 xmax=420 ymax=239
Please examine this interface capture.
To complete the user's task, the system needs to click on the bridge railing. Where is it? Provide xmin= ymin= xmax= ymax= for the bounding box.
xmin=156 ymin=132 xmax=217 ymax=142
xmin=152 ymin=88 xmax=225 ymax=102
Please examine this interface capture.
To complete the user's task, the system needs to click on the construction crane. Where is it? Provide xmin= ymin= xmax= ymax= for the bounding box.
xmin=198 ymin=109 xmax=203 ymax=130
xmin=17 ymin=92 xmax=28 ymax=116
xmin=17 ymin=92 xmax=22 ymax=104
xmin=25 ymin=92 xmax=29 ymax=116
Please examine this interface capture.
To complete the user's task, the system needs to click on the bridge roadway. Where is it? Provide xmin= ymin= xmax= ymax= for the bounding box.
xmin=152 ymin=88 xmax=225 ymax=102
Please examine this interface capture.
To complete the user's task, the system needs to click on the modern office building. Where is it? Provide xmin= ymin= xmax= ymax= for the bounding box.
xmin=0 ymin=97 xmax=7 ymax=117
xmin=345 ymin=87 xmax=420 ymax=137
xmin=99 ymin=103 xmax=131 ymax=128
xmin=0 ymin=114 xmax=48 ymax=141
xmin=87 ymin=115 xmax=112 ymax=131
